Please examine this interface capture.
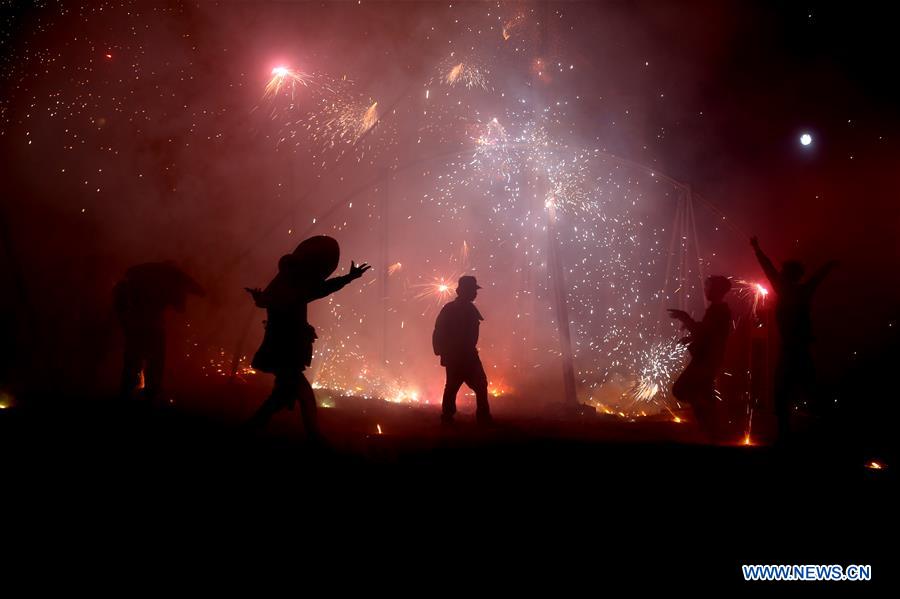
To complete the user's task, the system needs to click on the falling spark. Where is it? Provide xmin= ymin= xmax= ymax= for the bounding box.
xmin=359 ymin=101 xmax=379 ymax=137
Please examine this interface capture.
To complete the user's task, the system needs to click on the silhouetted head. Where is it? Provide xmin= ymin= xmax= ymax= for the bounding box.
xmin=286 ymin=235 xmax=341 ymax=280
xmin=781 ymin=260 xmax=805 ymax=283
xmin=456 ymin=275 xmax=481 ymax=301
xmin=704 ymin=275 xmax=732 ymax=302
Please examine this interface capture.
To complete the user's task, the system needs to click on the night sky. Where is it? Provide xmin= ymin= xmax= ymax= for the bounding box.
xmin=2 ymin=1 xmax=898 ymax=407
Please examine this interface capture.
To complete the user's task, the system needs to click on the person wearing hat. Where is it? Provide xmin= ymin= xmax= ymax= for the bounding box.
xmin=244 ymin=235 xmax=370 ymax=439
xmin=432 ymin=275 xmax=492 ymax=424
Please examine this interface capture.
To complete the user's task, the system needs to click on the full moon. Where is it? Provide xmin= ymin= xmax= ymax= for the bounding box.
xmin=800 ymin=133 xmax=813 ymax=146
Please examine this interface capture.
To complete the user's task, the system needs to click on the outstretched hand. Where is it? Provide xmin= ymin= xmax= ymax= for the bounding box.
xmin=244 ymin=287 xmax=264 ymax=304
xmin=668 ymin=308 xmax=690 ymax=323
xmin=348 ymin=260 xmax=371 ymax=280
xmin=244 ymin=286 xmax=261 ymax=296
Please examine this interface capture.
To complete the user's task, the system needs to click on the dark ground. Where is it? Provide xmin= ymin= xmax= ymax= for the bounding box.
xmin=1 ymin=391 xmax=895 ymax=593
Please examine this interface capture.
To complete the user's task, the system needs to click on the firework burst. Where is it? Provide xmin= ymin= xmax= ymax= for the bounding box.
xmin=264 ymin=66 xmax=315 ymax=100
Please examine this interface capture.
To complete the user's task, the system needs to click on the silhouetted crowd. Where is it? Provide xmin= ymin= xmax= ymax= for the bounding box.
xmin=117 ymin=234 xmax=834 ymax=445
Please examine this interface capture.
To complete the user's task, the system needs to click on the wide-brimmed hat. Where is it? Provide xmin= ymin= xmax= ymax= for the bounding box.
xmin=288 ymin=235 xmax=341 ymax=279
xmin=457 ymin=275 xmax=482 ymax=290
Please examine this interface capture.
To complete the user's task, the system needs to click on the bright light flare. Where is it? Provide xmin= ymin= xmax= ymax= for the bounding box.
xmin=413 ymin=273 xmax=462 ymax=307
xmin=264 ymin=65 xmax=312 ymax=99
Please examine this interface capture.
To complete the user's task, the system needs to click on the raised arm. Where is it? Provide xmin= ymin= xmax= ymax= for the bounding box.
xmin=806 ymin=259 xmax=838 ymax=291
xmin=750 ymin=236 xmax=780 ymax=291
xmin=309 ymin=261 xmax=371 ymax=300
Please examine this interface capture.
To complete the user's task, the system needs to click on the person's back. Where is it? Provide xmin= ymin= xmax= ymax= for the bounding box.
xmin=690 ymin=301 xmax=731 ymax=374
xmin=115 ymin=261 xmax=203 ymax=400
xmin=669 ymin=275 xmax=732 ymax=440
xmin=773 ymin=278 xmax=815 ymax=348
xmin=433 ymin=276 xmax=491 ymax=424
xmin=433 ymin=296 xmax=482 ymax=365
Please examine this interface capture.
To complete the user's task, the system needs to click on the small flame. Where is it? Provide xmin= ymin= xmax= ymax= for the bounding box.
xmin=376 ymin=424 xmax=383 ymax=435
xmin=866 ymin=461 xmax=884 ymax=470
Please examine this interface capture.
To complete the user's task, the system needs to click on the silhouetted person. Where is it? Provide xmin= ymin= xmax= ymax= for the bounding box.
xmin=244 ymin=236 xmax=369 ymax=439
xmin=669 ymin=275 xmax=732 ymax=440
xmin=751 ymin=236 xmax=837 ymax=443
xmin=114 ymin=261 xmax=204 ymax=401
xmin=432 ymin=276 xmax=492 ymax=425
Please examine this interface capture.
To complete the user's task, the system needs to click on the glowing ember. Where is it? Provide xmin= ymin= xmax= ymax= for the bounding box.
xmin=865 ymin=461 xmax=884 ymax=470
